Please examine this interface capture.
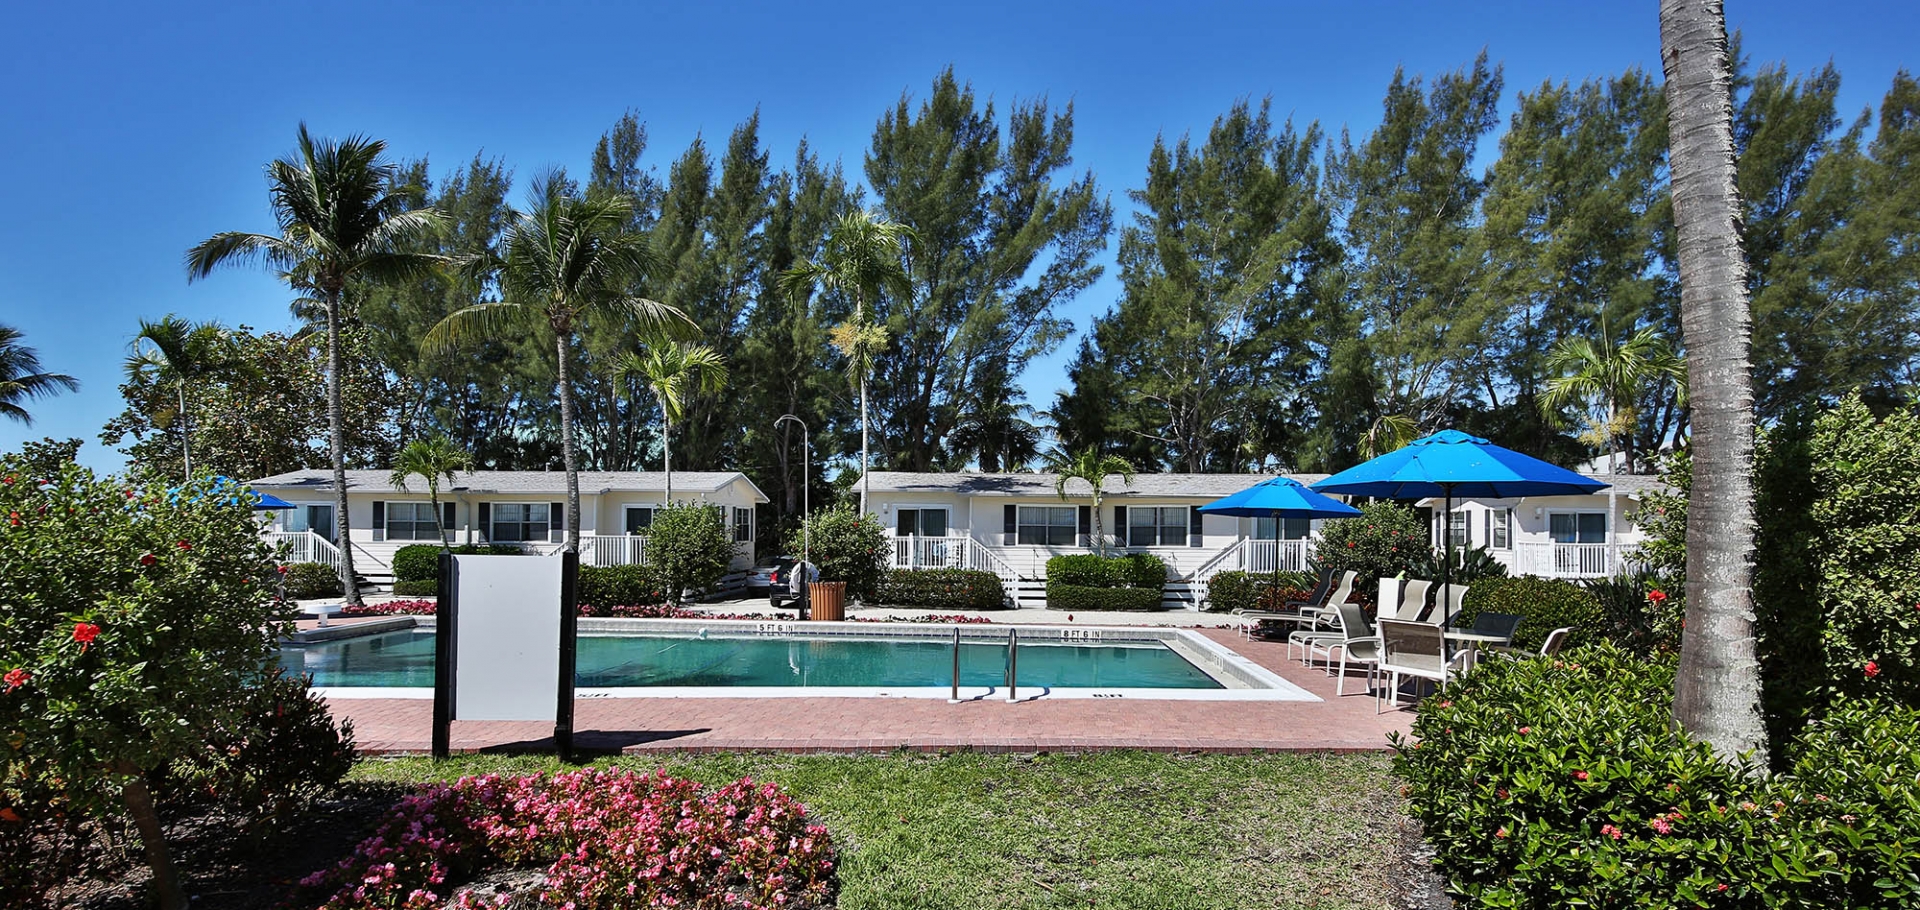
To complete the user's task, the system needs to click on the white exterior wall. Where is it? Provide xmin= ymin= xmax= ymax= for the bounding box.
xmin=1435 ymin=494 xmax=1647 ymax=577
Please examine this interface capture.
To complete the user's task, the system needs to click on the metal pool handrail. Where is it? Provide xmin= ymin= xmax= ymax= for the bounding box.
xmin=1005 ymin=627 xmax=1019 ymax=702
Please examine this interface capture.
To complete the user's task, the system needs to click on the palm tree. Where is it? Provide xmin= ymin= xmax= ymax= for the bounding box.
xmin=187 ymin=124 xmax=447 ymax=606
xmin=950 ymin=398 xmax=1043 ymax=472
xmin=0 ymin=324 xmax=78 ymax=425
xmin=1360 ymin=413 xmax=1419 ymax=460
xmin=780 ymin=210 xmax=915 ymax=514
xmin=1539 ymin=326 xmax=1686 ymax=475
xmin=423 ymin=172 xmax=697 ymax=551
xmin=1660 ymin=0 xmax=1768 ymax=763
xmin=124 ymin=316 xmax=238 ymax=479
xmin=614 ymin=343 xmax=727 ymax=503
xmin=389 ymin=434 xmax=471 ymax=551
xmin=1045 ymin=447 xmax=1138 ymax=553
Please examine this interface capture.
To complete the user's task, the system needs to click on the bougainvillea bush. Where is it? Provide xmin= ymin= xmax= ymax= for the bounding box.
xmin=293 ymin=766 xmax=839 ymax=910
xmin=0 ymin=463 xmax=292 ymax=907
xmin=1396 ymin=644 xmax=1920 ymax=908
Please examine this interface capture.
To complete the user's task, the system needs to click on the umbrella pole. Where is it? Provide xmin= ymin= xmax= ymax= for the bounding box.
xmin=1271 ymin=510 xmax=1283 ymax=601
xmin=1441 ymin=485 xmax=1454 ymax=634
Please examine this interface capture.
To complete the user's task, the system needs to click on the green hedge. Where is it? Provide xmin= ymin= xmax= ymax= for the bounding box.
xmin=392 ymin=543 xmax=525 ymax=583
xmin=282 ymin=562 xmax=343 ymax=599
xmin=1397 ymin=644 xmax=1920 ymax=908
xmin=576 ymin=564 xmax=669 ymax=609
xmin=1203 ymin=570 xmax=1315 ymax=613
xmin=1457 ymin=575 xmax=1603 ymax=650
xmin=1044 ymin=553 xmax=1168 ymax=611
xmin=1045 ymin=584 xmax=1165 ymax=612
xmin=875 ymin=569 xmax=1008 ymax=611
xmin=391 ymin=579 xmax=438 ymax=597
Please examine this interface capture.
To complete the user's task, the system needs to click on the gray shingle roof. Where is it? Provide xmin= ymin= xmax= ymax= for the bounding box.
xmin=249 ymin=469 xmax=765 ymax=501
xmin=863 ymin=471 xmax=1329 ymax=499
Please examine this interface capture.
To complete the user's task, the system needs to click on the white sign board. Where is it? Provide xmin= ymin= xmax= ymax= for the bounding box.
xmin=451 ymin=554 xmax=564 ymax=721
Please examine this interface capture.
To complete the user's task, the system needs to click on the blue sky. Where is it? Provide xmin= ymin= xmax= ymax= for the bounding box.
xmin=2 ymin=0 xmax=1911 ymax=472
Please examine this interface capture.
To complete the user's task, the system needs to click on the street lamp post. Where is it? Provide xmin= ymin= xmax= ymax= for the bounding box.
xmin=775 ymin=414 xmax=809 ymax=566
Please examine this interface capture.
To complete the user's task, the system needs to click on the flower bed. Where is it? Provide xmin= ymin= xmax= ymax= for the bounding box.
xmin=338 ymin=600 xmax=438 ymax=617
xmin=293 ymin=766 xmax=838 ymax=909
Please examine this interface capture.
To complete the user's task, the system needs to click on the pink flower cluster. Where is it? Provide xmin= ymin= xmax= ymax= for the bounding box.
xmin=295 ymin=767 xmax=838 ymax=910
xmin=340 ymin=601 xmax=439 ymax=617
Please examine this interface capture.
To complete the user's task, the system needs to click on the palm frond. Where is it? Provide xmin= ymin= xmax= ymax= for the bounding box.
xmin=419 ymin=302 xmax=534 ymax=357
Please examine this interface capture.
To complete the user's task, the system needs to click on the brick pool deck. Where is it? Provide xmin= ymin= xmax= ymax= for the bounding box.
xmin=323 ymin=629 xmax=1415 ymax=755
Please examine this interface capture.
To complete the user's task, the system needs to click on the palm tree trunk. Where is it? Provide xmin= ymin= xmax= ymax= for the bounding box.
xmin=663 ymin=415 xmax=674 ymax=503
xmin=557 ymin=333 xmax=581 ymax=552
xmin=326 ymin=292 xmax=363 ymax=606
xmin=115 ymin=760 xmax=186 ymax=910
xmin=178 ymin=382 xmax=191 ymax=480
xmin=860 ymin=370 xmax=871 ymax=515
xmin=1661 ymin=0 xmax=1768 ymax=763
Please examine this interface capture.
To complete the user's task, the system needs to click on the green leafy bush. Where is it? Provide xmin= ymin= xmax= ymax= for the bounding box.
xmin=1396 ymin=644 xmax=1920 ymax=909
xmin=1456 ymin=575 xmax=1602 ymax=650
xmin=1582 ymin=570 xmax=1682 ymax=657
xmin=154 ymin=668 xmax=355 ymax=828
xmin=1045 ymin=584 xmax=1165 ymax=612
xmin=1413 ymin=544 xmax=1510 ymax=584
xmin=391 ymin=543 xmax=442 ymax=583
xmin=282 ymin=561 xmax=343 ymax=599
xmin=1203 ymin=570 xmax=1315 ymax=613
xmin=647 ymin=502 xmax=737 ymax=604
xmin=391 ymin=579 xmax=437 ymax=596
xmin=576 ymin=564 xmax=669 ymax=609
xmin=801 ymin=504 xmax=889 ymax=601
xmin=0 ymin=463 xmax=289 ymax=901
xmin=1044 ymin=553 xmax=1167 ymax=611
xmin=876 ymin=569 xmax=1007 ymax=611
xmin=1308 ymin=502 xmax=1430 ymax=604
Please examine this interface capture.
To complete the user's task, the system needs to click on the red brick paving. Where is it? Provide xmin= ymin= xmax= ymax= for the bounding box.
xmin=327 ymin=630 xmax=1415 ymax=755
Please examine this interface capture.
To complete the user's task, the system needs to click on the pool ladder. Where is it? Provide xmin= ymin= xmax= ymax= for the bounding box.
xmin=947 ymin=626 xmax=1019 ymax=704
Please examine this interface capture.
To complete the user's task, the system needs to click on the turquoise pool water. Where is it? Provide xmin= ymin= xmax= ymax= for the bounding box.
xmin=278 ymin=630 xmax=1224 ymax=690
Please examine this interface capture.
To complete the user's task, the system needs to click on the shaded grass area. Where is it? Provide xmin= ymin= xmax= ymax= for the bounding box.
xmin=353 ymin=751 xmax=1402 ymax=910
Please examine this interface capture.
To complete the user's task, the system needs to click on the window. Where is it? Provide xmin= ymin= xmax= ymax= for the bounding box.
xmin=624 ymin=507 xmax=655 ymax=535
xmin=492 ymin=503 xmax=551 ymax=542
xmin=286 ymin=504 xmax=335 ymax=542
xmin=896 ymin=508 xmax=950 ymax=538
xmin=1254 ymin=516 xmax=1312 ymax=540
xmin=1128 ymin=506 xmax=1188 ymax=548
xmin=1490 ymin=509 xmax=1511 ymax=549
xmin=733 ymin=507 xmax=753 ymax=543
xmin=1447 ymin=511 xmax=1470 ymax=548
xmin=385 ymin=502 xmax=442 ymax=541
xmin=1549 ymin=512 xmax=1607 ymax=544
xmin=1017 ymin=506 xmax=1077 ymax=546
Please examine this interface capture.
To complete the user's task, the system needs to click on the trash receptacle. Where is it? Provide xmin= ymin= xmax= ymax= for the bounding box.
xmin=808 ymin=582 xmax=847 ymax=621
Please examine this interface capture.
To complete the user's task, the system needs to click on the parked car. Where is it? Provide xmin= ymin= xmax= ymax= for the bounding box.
xmin=749 ymin=556 xmax=801 ymax=608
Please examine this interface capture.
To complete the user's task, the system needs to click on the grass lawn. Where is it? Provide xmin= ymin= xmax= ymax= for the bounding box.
xmin=353 ymin=750 xmax=1403 ymax=910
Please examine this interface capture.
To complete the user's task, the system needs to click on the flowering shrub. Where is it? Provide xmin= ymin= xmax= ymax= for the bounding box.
xmin=0 ymin=462 xmax=289 ymax=904
xmin=799 ymin=505 xmax=888 ymax=601
xmin=850 ymin=613 xmax=994 ymax=624
xmin=1396 ymin=644 xmax=1920 ymax=908
xmin=294 ymin=767 xmax=839 ymax=909
xmin=1307 ymin=502 xmax=1429 ymax=605
xmin=340 ymin=600 xmax=439 ymax=617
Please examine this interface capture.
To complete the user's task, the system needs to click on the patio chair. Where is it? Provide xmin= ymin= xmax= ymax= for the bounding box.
xmin=1491 ymin=626 xmax=1573 ymax=659
xmin=1397 ymin=579 xmax=1434 ymax=622
xmin=1466 ymin=611 xmax=1523 ymax=646
xmin=1241 ymin=570 xmax=1355 ymax=640
xmin=1313 ymin=602 xmax=1382 ymax=696
xmin=1375 ymin=619 xmax=1478 ymax=711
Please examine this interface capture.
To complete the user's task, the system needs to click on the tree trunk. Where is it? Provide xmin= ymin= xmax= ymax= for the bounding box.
xmin=663 ymin=414 xmax=674 ymax=503
xmin=326 ymin=291 xmax=363 ymax=605
xmin=1661 ymin=0 xmax=1768 ymax=763
xmin=557 ymin=332 xmax=581 ymax=551
xmin=860 ymin=370 xmax=870 ymax=515
xmin=178 ymin=382 xmax=192 ymax=480
xmin=115 ymin=761 xmax=186 ymax=910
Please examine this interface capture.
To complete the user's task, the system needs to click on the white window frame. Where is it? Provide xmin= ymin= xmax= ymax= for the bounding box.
xmin=1127 ymin=506 xmax=1188 ymax=549
xmin=623 ymin=505 xmax=658 ymax=536
xmin=491 ymin=502 xmax=552 ymax=543
xmin=1548 ymin=510 xmax=1609 ymax=544
xmin=385 ymin=501 xmax=443 ymax=541
xmin=733 ymin=507 xmax=754 ymax=543
xmin=1490 ymin=508 xmax=1512 ymax=550
xmin=895 ymin=505 xmax=952 ymax=538
xmin=1016 ymin=505 xmax=1077 ymax=547
xmin=1446 ymin=510 xmax=1470 ymax=549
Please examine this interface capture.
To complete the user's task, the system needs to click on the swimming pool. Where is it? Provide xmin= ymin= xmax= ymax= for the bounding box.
xmin=281 ymin=620 xmax=1317 ymax=701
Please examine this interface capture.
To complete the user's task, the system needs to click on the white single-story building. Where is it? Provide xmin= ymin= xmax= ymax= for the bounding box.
xmin=250 ymin=469 xmax=768 ymax=586
xmin=863 ymin=469 xmax=1668 ymax=608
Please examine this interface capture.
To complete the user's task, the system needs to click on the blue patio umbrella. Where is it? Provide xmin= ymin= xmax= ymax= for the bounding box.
xmin=1310 ymin=430 xmax=1608 ymax=629
xmin=1198 ymin=476 xmax=1361 ymax=590
xmin=205 ymin=475 xmax=294 ymax=510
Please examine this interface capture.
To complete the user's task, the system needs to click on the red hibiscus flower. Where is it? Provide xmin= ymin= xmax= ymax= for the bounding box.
xmin=73 ymin=622 xmax=100 ymax=644
xmin=6 ymin=512 xmax=17 ymax=527
xmin=176 ymin=540 xmax=192 ymax=551
xmin=3 ymin=668 xmax=28 ymax=692
xmin=1648 ymin=590 xmax=1668 ymax=604
xmin=138 ymin=553 xmax=157 ymax=567
xmin=277 ymin=564 xmax=289 ymax=575
xmin=1864 ymin=661 xmax=1881 ymax=679
xmin=1573 ymin=770 xmax=1590 ymax=781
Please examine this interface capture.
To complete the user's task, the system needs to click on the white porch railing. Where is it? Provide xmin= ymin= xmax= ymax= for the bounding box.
xmin=1185 ymin=538 xmax=1315 ymax=609
xmin=580 ymin=534 xmax=649 ymax=567
xmin=1511 ymin=542 xmax=1628 ymax=578
xmin=264 ymin=530 xmax=342 ymax=571
xmin=888 ymin=536 xmax=1022 ymax=585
